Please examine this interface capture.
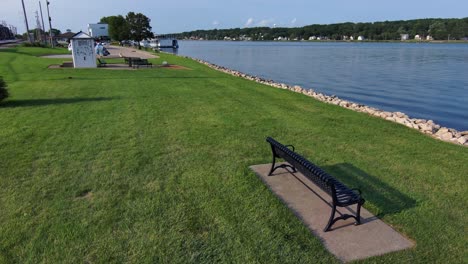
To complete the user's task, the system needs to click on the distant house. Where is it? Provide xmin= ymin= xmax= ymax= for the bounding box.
xmin=87 ymin=23 xmax=109 ymax=39
xmin=54 ymin=31 xmax=76 ymax=45
xmin=350 ymin=36 xmax=354 ymax=41
xmin=309 ymin=36 xmax=317 ymax=40
xmin=400 ymin=34 xmax=409 ymax=41
xmin=414 ymin=35 xmax=422 ymax=40
xmin=426 ymin=35 xmax=433 ymax=41
xmin=357 ymin=36 xmax=365 ymax=41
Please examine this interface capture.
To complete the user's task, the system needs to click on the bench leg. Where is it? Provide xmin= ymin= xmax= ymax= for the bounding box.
xmin=267 ymin=144 xmax=297 ymax=176
xmin=268 ymin=160 xmax=297 ymax=176
xmin=268 ymin=155 xmax=277 ymax=176
xmin=324 ymin=205 xmax=337 ymax=232
xmin=355 ymin=203 xmax=362 ymax=225
xmin=325 ymin=203 xmax=363 ymax=231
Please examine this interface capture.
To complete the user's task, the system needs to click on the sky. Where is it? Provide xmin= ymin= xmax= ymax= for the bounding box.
xmin=1 ymin=0 xmax=467 ymax=34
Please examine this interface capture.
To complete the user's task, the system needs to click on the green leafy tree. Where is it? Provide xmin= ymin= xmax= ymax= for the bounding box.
xmin=50 ymin=28 xmax=61 ymax=37
xmin=125 ymin=12 xmax=154 ymax=49
xmin=100 ymin=15 xmax=129 ymax=41
xmin=429 ymin=21 xmax=448 ymax=40
xmin=0 ymin=76 xmax=9 ymax=103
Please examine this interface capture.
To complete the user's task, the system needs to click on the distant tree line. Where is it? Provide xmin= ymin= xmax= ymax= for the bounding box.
xmin=176 ymin=18 xmax=468 ymax=41
xmin=100 ymin=12 xmax=153 ymax=48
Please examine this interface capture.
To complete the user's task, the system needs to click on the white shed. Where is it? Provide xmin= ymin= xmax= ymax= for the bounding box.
xmin=70 ymin=32 xmax=96 ymax=68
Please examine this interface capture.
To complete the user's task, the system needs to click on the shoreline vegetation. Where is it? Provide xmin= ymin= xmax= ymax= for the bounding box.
xmin=176 ymin=17 xmax=468 ymax=42
xmin=179 ymin=39 xmax=468 ymax=44
xmin=176 ymin=53 xmax=468 ymax=147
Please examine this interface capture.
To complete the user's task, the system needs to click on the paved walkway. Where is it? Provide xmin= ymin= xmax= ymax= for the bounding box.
xmin=250 ymin=163 xmax=414 ymax=263
xmin=106 ymin=45 xmax=159 ymax=59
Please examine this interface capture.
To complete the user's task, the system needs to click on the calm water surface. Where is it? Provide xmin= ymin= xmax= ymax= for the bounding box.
xmin=176 ymin=41 xmax=468 ymax=131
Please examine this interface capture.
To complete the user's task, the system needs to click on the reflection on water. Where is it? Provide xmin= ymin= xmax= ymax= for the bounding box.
xmin=177 ymin=41 xmax=468 ymax=131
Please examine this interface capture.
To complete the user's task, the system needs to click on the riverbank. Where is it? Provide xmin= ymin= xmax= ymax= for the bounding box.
xmin=181 ymin=55 xmax=467 ymax=146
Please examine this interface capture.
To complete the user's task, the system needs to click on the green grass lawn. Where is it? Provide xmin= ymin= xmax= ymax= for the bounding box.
xmin=0 ymin=47 xmax=467 ymax=263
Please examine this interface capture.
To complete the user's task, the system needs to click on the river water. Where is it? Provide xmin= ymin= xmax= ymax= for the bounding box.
xmin=175 ymin=41 xmax=468 ymax=131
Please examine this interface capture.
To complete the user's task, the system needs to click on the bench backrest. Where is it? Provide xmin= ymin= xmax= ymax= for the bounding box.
xmin=266 ymin=137 xmax=336 ymax=196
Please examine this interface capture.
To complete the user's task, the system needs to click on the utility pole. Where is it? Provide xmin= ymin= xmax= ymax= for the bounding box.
xmin=35 ymin=11 xmax=42 ymax=42
xmin=46 ymin=0 xmax=54 ymax=47
xmin=39 ymin=1 xmax=46 ymax=43
xmin=21 ymin=0 xmax=33 ymax=43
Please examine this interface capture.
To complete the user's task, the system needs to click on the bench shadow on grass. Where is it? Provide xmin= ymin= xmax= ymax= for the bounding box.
xmin=323 ymin=163 xmax=417 ymax=217
xmin=0 ymin=97 xmax=114 ymax=108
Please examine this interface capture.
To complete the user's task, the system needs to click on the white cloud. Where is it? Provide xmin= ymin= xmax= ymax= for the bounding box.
xmin=212 ymin=20 xmax=220 ymax=26
xmin=291 ymin=18 xmax=297 ymax=25
xmin=245 ymin=18 xmax=254 ymax=27
xmin=257 ymin=19 xmax=274 ymax=27
xmin=243 ymin=18 xmax=275 ymax=28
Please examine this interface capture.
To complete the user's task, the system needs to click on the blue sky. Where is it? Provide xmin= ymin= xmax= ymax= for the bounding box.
xmin=2 ymin=0 xmax=467 ymax=34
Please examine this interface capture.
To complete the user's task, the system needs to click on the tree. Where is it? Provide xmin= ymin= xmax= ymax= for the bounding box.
xmin=429 ymin=21 xmax=448 ymax=40
xmin=125 ymin=12 xmax=153 ymax=49
xmin=100 ymin=15 xmax=129 ymax=41
xmin=50 ymin=28 xmax=61 ymax=37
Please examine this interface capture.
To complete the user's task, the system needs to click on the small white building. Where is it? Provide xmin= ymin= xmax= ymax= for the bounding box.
xmin=400 ymin=34 xmax=409 ymax=41
xmin=309 ymin=36 xmax=317 ymax=40
xmin=426 ymin=35 xmax=433 ymax=41
xmin=70 ymin=31 xmax=96 ymax=68
xmin=414 ymin=35 xmax=422 ymax=40
xmin=87 ymin=23 xmax=109 ymax=38
xmin=357 ymin=36 xmax=365 ymax=41
xmin=350 ymin=36 xmax=354 ymax=41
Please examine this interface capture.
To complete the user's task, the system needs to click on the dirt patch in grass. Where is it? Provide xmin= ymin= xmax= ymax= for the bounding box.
xmin=74 ymin=189 xmax=93 ymax=200
xmin=156 ymin=64 xmax=191 ymax=70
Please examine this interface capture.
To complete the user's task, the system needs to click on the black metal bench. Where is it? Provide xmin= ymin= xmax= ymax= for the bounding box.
xmin=266 ymin=137 xmax=365 ymax=232
xmin=97 ymin=58 xmax=107 ymax=67
xmin=129 ymin=58 xmax=152 ymax=68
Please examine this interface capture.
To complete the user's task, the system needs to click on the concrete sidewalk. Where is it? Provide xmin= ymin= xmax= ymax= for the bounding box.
xmin=250 ymin=163 xmax=414 ymax=262
xmin=106 ymin=45 xmax=159 ymax=59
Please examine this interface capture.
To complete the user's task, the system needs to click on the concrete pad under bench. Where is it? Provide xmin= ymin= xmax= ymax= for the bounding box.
xmin=250 ymin=163 xmax=414 ymax=263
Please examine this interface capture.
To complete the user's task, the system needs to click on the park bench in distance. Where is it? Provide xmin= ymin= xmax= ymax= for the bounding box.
xmin=266 ymin=137 xmax=365 ymax=232
xmin=97 ymin=58 xmax=107 ymax=67
xmin=123 ymin=57 xmax=152 ymax=68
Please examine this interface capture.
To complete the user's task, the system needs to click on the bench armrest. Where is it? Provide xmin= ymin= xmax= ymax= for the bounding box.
xmin=285 ymin=144 xmax=295 ymax=151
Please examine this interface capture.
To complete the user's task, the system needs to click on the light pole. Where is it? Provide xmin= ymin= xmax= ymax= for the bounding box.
xmin=21 ymin=0 xmax=33 ymax=43
xmin=46 ymin=0 xmax=53 ymax=47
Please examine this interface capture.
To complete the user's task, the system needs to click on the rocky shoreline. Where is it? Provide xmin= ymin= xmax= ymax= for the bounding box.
xmin=183 ymin=56 xmax=468 ymax=147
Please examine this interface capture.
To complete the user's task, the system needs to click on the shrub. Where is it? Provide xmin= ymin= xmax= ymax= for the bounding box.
xmin=21 ymin=42 xmax=48 ymax=48
xmin=0 ymin=77 xmax=9 ymax=102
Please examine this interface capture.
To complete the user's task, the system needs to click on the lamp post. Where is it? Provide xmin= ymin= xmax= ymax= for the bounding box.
xmin=46 ymin=0 xmax=53 ymax=47
xmin=21 ymin=0 xmax=33 ymax=43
